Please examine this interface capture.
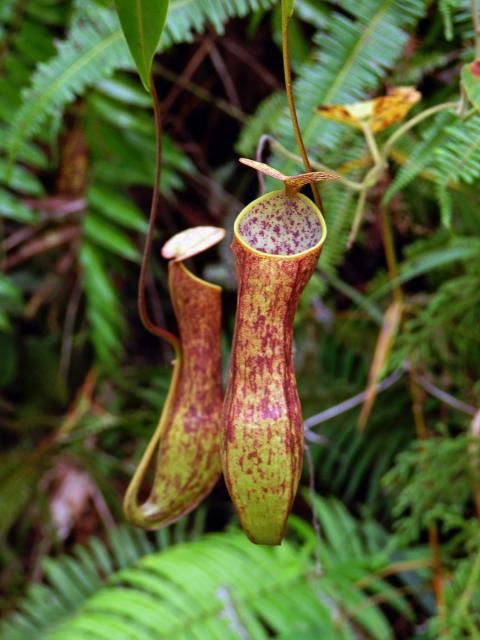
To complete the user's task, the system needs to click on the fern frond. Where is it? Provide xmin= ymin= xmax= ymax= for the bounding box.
xmin=431 ymin=114 xmax=480 ymax=226
xmin=0 ymin=188 xmax=38 ymax=223
xmin=383 ymin=111 xmax=457 ymax=203
xmin=165 ymin=0 xmax=276 ymax=41
xmin=448 ymin=0 xmax=476 ymax=47
xmin=2 ymin=503 xmax=415 ymax=640
xmin=294 ymin=0 xmax=329 ymax=30
xmin=383 ymin=434 xmax=477 ymax=542
xmin=312 ymin=382 xmax=412 ymax=509
xmin=0 ymin=0 xmax=62 ymax=205
xmin=434 ymin=114 xmax=480 ymax=180
xmin=0 ymin=526 xmax=151 ymax=640
xmin=433 ymin=554 xmax=480 ymax=637
xmin=5 ymin=5 xmax=130 ymax=165
xmin=435 ymin=181 xmax=453 ymax=228
xmin=6 ymin=0 xmax=277 ymax=164
xmin=236 ymin=92 xmax=287 ymax=155
xmin=400 ymin=261 xmax=480 ymax=375
xmin=271 ymin=0 xmax=427 ymax=176
xmin=80 ymin=244 xmax=126 ymax=369
xmin=433 ymin=114 xmax=480 ymax=183
xmin=85 ymin=106 xmax=195 ymax=197
xmin=318 ymin=183 xmax=356 ymax=274
xmin=439 ymin=0 xmax=465 ymax=40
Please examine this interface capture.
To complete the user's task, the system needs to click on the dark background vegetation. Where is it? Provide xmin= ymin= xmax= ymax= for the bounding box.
xmin=0 ymin=0 xmax=479 ymax=638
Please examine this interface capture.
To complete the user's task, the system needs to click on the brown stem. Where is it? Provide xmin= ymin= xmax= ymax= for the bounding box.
xmin=281 ymin=6 xmax=323 ymax=212
xmin=379 ymin=205 xmax=403 ymax=306
xmin=255 ymin=135 xmax=271 ymax=194
xmin=221 ymin=39 xmax=280 ymax=90
xmin=162 ymin=36 xmax=213 ymax=114
xmin=208 ymin=44 xmax=242 ymax=110
xmin=470 ymin=411 xmax=480 ymax=519
xmin=137 ymin=74 xmax=180 ymax=352
xmin=4 ymin=226 xmax=80 ymax=270
xmin=59 ymin=276 xmax=83 ymax=377
xmin=155 ymin=62 xmax=245 ymax=123
xmin=408 ymin=370 xmax=446 ymax=626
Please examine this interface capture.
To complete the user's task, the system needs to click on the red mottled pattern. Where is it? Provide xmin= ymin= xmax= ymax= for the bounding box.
xmin=238 ymin=193 xmax=322 ymax=255
xmin=222 ymin=200 xmax=324 ymax=545
xmin=140 ymin=262 xmax=223 ymax=527
xmin=471 ymin=59 xmax=480 ymax=77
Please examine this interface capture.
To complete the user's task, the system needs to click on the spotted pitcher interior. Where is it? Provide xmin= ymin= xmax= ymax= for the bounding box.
xmin=238 ymin=193 xmax=323 ymax=256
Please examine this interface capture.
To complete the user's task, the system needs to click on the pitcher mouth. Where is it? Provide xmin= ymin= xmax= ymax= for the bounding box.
xmin=234 ymin=190 xmax=327 ymax=259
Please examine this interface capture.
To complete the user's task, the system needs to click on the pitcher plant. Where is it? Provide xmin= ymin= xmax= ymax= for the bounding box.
xmin=124 ymin=227 xmax=225 ymax=529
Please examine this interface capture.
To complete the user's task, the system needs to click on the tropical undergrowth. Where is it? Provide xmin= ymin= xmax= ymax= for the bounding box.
xmin=1 ymin=0 xmax=479 ymax=638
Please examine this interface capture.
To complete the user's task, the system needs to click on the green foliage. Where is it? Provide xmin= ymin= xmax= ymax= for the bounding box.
xmin=114 ymin=0 xmax=170 ymax=91
xmin=439 ymin=0 xmax=465 ymax=40
xmin=242 ymin=0 xmax=427 ymax=160
xmin=0 ymin=0 xmax=277 ymax=367
xmin=282 ymin=0 xmax=296 ymax=19
xmin=317 ymin=184 xmax=357 ymax=275
xmin=400 ymin=262 xmax=480 ymax=372
xmin=1 ymin=499 xmax=422 ymax=640
xmin=5 ymin=2 xmax=130 ymax=168
xmin=433 ymin=114 xmax=480 ymax=227
xmin=2 ymin=1 xmax=480 ymax=637
xmin=431 ymin=553 xmax=480 ymax=637
xmin=383 ymin=111 xmax=457 ymax=203
xmin=384 ymin=432 xmax=479 ymax=542
xmin=5 ymin=0 xmax=277 ymax=165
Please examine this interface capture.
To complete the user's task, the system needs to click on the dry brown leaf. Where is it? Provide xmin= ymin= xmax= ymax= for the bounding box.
xmin=358 ymin=301 xmax=403 ymax=431
xmin=240 ymin=158 xmax=339 ymax=198
xmin=161 ymin=226 xmax=226 ymax=262
xmin=317 ymin=87 xmax=421 ymax=133
xmin=284 ymin=170 xmax=339 ymax=191
xmin=471 ymin=410 xmax=480 ymax=438
xmin=470 ymin=410 xmax=480 ymax=518
xmin=49 ymin=462 xmax=95 ymax=540
xmin=239 ymin=158 xmax=287 ymax=181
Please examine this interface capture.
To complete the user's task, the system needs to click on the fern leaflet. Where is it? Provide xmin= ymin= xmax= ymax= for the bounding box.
xmin=6 ymin=0 xmax=277 ymax=165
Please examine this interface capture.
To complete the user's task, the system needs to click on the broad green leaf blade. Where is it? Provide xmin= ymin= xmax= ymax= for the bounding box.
xmin=114 ymin=0 xmax=169 ymax=91
xmin=462 ymin=59 xmax=480 ymax=110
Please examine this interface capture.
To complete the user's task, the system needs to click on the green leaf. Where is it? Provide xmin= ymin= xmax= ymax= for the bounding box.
xmin=88 ymin=184 xmax=148 ymax=233
xmin=0 ymin=312 xmax=12 ymax=333
xmin=462 ymin=59 xmax=480 ymax=110
xmin=83 ymin=212 xmax=141 ymax=262
xmin=0 ymin=160 xmax=44 ymax=196
xmin=114 ymin=0 xmax=170 ymax=91
xmin=371 ymin=239 xmax=480 ymax=299
xmin=0 ymin=188 xmax=38 ymax=223
xmin=96 ymin=76 xmax=153 ymax=107
xmin=283 ymin=0 xmax=296 ymax=18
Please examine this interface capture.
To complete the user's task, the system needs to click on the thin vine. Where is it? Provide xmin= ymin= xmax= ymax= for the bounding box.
xmin=280 ymin=0 xmax=323 ymax=211
xmin=137 ymin=73 xmax=181 ymax=355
